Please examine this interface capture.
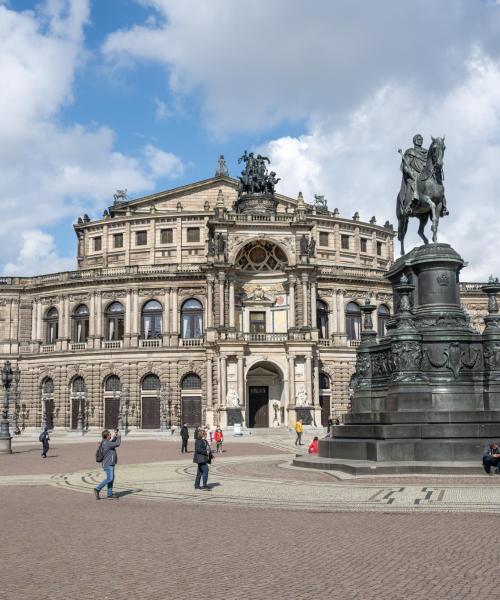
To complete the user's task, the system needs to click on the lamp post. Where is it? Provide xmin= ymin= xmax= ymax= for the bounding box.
xmin=117 ymin=384 xmax=124 ymax=432
xmin=41 ymin=393 xmax=48 ymax=431
xmin=121 ymin=386 xmax=128 ymax=434
xmin=12 ymin=365 xmax=20 ymax=433
xmin=160 ymin=384 xmax=169 ymax=432
xmin=0 ymin=360 xmax=13 ymax=454
xmin=76 ymin=387 xmax=85 ymax=434
xmin=21 ymin=403 xmax=29 ymax=431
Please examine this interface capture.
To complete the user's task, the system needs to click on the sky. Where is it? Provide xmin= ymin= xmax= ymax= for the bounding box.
xmin=1 ymin=0 xmax=500 ymax=280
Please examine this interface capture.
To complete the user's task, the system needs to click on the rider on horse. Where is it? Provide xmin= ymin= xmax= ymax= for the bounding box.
xmin=399 ymin=134 xmax=449 ymax=217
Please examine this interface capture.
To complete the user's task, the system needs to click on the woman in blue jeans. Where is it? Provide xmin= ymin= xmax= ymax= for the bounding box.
xmin=193 ymin=429 xmax=212 ymax=490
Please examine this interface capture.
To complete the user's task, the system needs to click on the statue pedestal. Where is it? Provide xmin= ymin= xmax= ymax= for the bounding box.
xmin=0 ymin=434 xmax=12 ymax=454
xmin=307 ymin=243 xmax=500 ymax=473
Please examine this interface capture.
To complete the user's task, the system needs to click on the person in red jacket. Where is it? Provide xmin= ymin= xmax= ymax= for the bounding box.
xmin=214 ymin=427 xmax=224 ymax=453
xmin=308 ymin=436 xmax=319 ymax=455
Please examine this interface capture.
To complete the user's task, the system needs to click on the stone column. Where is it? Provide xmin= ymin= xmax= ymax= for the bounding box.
xmin=288 ymin=275 xmax=296 ymax=328
xmin=305 ymin=355 xmax=313 ymax=406
xmin=31 ymin=299 xmax=38 ymax=342
xmin=337 ymin=290 xmax=345 ymax=334
xmin=36 ymin=301 xmax=43 ymax=340
xmin=89 ymin=292 xmax=95 ymax=338
xmin=310 ymin=279 xmax=317 ymax=329
xmin=229 ymin=277 xmax=235 ymax=328
xmin=218 ymin=272 xmax=225 ymax=327
xmin=96 ymin=291 xmax=103 ymax=348
xmin=171 ymin=288 xmax=178 ymax=334
xmin=329 ymin=291 xmax=337 ymax=334
xmin=237 ymin=356 xmax=244 ymax=408
xmin=163 ymin=288 xmax=170 ymax=344
xmin=207 ymin=277 xmax=214 ymax=327
xmin=206 ymin=358 xmax=213 ymax=407
xmin=288 ymin=355 xmax=295 ymax=405
xmin=313 ymin=356 xmax=320 ymax=406
xmin=302 ymin=273 xmax=309 ymax=327
xmin=220 ymin=355 xmax=227 ymax=407
xmin=125 ymin=290 xmax=132 ymax=336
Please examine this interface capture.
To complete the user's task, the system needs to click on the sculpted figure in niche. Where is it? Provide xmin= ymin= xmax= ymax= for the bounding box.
xmin=295 ymin=385 xmax=308 ymax=406
xmin=226 ymin=388 xmax=239 ymax=407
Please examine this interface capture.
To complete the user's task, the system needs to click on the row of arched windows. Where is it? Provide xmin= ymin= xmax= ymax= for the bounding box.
xmin=43 ymin=299 xmax=204 ymax=344
xmin=316 ymin=300 xmax=390 ymax=340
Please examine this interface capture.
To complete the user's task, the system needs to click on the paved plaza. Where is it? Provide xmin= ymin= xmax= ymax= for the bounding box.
xmin=2 ymin=436 xmax=500 ymax=599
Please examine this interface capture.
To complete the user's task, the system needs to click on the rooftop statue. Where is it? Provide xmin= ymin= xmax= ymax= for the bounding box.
xmin=113 ymin=189 xmax=129 ymax=204
xmin=215 ymin=154 xmax=229 ymax=177
xmin=396 ymin=134 xmax=449 ymax=255
xmin=237 ymin=151 xmax=279 ymax=196
xmin=313 ymin=194 xmax=328 ymax=213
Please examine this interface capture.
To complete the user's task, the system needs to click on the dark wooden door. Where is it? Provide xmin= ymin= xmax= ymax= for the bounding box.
xmin=182 ymin=396 xmax=202 ymax=427
xmin=105 ymin=398 xmax=120 ymax=429
xmin=249 ymin=386 xmax=269 ymax=428
xmin=71 ymin=398 xmax=79 ymax=430
xmin=45 ymin=399 xmax=55 ymax=429
xmin=142 ymin=397 xmax=160 ymax=429
xmin=320 ymin=395 xmax=331 ymax=427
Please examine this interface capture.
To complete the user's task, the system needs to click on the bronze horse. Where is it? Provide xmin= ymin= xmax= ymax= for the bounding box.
xmin=396 ymin=137 xmax=446 ymax=255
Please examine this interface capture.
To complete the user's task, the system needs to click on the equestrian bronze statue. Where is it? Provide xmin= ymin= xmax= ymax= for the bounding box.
xmin=396 ymin=134 xmax=448 ymax=255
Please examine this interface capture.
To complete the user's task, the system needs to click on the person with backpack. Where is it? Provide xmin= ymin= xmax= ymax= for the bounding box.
xmin=94 ymin=429 xmax=121 ymax=500
xmin=193 ymin=429 xmax=213 ymax=490
xmin=39 ymin=427 xmax=50 ymax=458
xmin=180 ymin=423 xmax=189 ymax=453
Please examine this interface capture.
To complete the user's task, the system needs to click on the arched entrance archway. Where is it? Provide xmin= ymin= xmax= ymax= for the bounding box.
xmin=246 ymin=362 xmax=284 ymax=428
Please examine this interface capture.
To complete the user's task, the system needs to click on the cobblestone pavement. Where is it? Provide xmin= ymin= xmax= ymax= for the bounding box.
xmin=3 ymin=440 xmax=500 ymax=598
xmin=2 ymin=484 xmax=500 ymax=600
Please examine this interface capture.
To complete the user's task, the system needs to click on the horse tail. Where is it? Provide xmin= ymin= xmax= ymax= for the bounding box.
xmin=396 ymin=191 xmax=408 ymax=242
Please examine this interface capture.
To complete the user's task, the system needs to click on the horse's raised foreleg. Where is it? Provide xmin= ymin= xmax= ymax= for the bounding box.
xmin=429 ymin=200 xmax=439 ymax=243
xmin=397 ymin=216 xmax=409 ymax=256
xmin=418 ymin=213 xmax=429 ymax=245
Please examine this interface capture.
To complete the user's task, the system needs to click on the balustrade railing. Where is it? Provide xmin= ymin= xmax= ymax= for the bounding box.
xmin=70 ymin=342 xmax=87 ymax=351
xmin=179 ymin=338 xmax=203 ymax=347
xmin=103 ymin=340 xmax=123 ymax=349
xmin=140 ymin=339 xmax=162 ymax=348
xmin=41 ymin=344 xmax=55 ymax=353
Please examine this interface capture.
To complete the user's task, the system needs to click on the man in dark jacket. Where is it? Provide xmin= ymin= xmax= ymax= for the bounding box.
xmin=39 ymin=427 xmax=49 ymax=458
xmin=483 ymin=441 xmax=500 ymax=474
xmin=180 ymin=423 xmax=189 ymax=453
xmin=94 ymin=429 xmax=121 ymax=499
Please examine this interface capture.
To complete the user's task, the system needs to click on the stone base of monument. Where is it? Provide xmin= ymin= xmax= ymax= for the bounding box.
xmin=298 ymin=243 xmax=500 ymax=476
xmin=292 ymin=454 xmax=483 ymax=475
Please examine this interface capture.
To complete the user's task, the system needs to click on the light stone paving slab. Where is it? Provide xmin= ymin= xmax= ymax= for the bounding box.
xmin=0 ymin=453 xmax=494 ymax=514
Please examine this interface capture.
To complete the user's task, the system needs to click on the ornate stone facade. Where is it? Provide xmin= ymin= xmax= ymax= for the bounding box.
xmin=0 ymin=170 xmax=488 ymax=431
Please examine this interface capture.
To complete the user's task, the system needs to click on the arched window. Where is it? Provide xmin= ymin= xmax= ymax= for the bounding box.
xmin=45 ymin=307 xmax=59 ymax=344
xmin=142 ymin=373 xmax=160 ymax=390
xmin=104 ymin=374 xmax=121 ymax=392
xmin=181 ymin=299 xmax=203 ymax=339
xmin=105 ymin=302 xmax=124 ymax=341
xmin=319 ymin=373 xmax=331 ymax=391
xmin=377 ymin=304 xmax=390 ymax=337
xmin=316 ymin=300 xmax=329 ymax=339
xmin=345 ymin=302 xmax=361 ymax=341
xmin=141 ymin=300 xmax=163 ymax=339
xmin=42 ymin=377 xmax=54 ymax=395
xmin=72 ymin=376 xmax=85 ymax=393
xmin=181 ymin=373 xmax=202 ymax=389
xmin=72 ymin=304 xmax=89 ymax=343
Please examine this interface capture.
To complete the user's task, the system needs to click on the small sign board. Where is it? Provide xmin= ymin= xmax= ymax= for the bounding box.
xmin=233 ymin=423 xmax=243 ymax=436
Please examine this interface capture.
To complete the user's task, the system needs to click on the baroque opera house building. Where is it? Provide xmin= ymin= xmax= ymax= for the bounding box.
xmin=0 ymin=155 xmax=487 ymax=432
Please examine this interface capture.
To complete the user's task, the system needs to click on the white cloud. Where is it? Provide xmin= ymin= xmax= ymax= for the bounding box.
xmin=263 ymin=50 xmax=500 ymax=280
xmin=3 ymin=230 xmax=75 ymax=275
xmin=102 ymin=0 xmax=500 ymax=134
xmin=0 ymin=1 xmax=184 ymax=275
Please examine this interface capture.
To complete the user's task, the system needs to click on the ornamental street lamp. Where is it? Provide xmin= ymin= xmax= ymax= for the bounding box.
xmin=0 ymin=360 xmax=13 ymax=454
xmin=21 ymin=403 xmax=29 ymax=431
xmin=121 ymin=386 xmax=128 ymax=434
xmin=41 ymin=394 xmax=48 ymax=431
xmin=76 ymin=386 xmax=85 ymax=434
xmin=12 ymin=365 xmax=20 ymax=433
xmin=117 ymin=384 xmax=125 ymax=432
xmin=160 ymin=384 xmax=170 ymax=432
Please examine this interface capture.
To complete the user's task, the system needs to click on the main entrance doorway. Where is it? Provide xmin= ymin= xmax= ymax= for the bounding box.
xmin=182 ymin=396 xmax=202 ymax=427
xmin=248 ymin=386 xmax=269 ymax=428
xmin=104 ymin=398 xmax=120 ymax=429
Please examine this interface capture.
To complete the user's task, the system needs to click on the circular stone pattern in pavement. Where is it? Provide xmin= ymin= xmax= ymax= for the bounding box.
xmin=43 ymin=454 xmax=500 ymax=513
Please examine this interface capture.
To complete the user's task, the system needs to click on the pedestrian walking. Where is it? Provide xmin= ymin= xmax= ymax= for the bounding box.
xmin=308 ymin=436 xmax=319 ymax=455
xmin=39 ymin=426 xmax=50 ymax=458
xmin=94 ymin=429 xmax=121 ymax=499
xmin=194 ymin=425 xmax=200 ymax=442
xmin=193 ymin=429 xmax=213 ymax=490
xmin=294 ymin=419 xmax=303 ymax=446
xmin=214 ymin=426 xmax=224 ymax=453
xmin=180 ymin=423 xmax=189 ymax=453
